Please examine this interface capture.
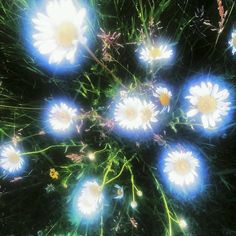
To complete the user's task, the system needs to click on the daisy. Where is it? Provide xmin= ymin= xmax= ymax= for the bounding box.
xmin=229 ymin=30 xmax=236 ymax=54
xmin=32 ymin=0 xmax=87 ymax=64
xmin=114 ymin=97 xmax=143 ymax=130
xmin=49 ymin=102 xmax=78 ymax=132
xmin=140 ymin=100 xmax=158 ymax=130
xmin=186 ymin=81 xmax=230 ymax=129
xmin=164 ymin=150 xmax=199 ymax=186
xmin=140 ymin=44 xmax=173 ymax=63
xmin=77 ymin=181 xmax=102 ymax=216
xmin=114 ymin=97 xmax=159 ymax=131
xmin=0 ymin=145 xmax=24 ymax=173
xmin=153 ymin=86 xmax=172 ymax=112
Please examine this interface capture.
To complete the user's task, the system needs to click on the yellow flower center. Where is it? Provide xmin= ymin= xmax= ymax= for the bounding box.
xmin=124 ymin=107 xmax=138 ymax=120
xmin=233 ymin=35 xmax=236 ymax=48
xmin=141 ymin=107 xmax=153 ymax=122
xmin=197 ymin=95 xmax=217 ymax=114
xmin=148 ymin=47 xmax=163 ymax=59
xmin=174 ymin=159 xmax=191 ymax=175
xmin=117 ymin=188 xmax=123 ymax=196
xmin=8 ymin=151 xmax=20 ymax=164
xmin=159 ymin=93 xmax=170 ymax=106
xmin=57 ymin=110 xmax=72 ymax=124
xmin=89 ymin=184 xmax=101 ymax=197
xmin=56 ymin=22 xmax=77 ymax=47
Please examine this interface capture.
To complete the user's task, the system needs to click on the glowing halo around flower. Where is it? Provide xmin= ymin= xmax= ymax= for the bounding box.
xmin=185 ymin=78 xmax=231 ymax=131
xmin=23 ymin=0 xmax=92 ymax=73
xmin=159 ymin=143 xmax=205 ymax=200
xmin=114 ymin=97 xmax=143 ymax=130
xmin=70 ymin=180 xmax=103 ymax=223
xmin=113 ymin=96 xmax=159 ymax=135
xmin=140 ymin=100 xmax=158 ymax=130
xmin=139 ymin=42 xmax=173 ymax=64
xmin=44 ymin=99 xmax=79 ymax=137
xmin=228 ymin=30 xmax=236 ymax=54
xmin=153 ymin=86 xmax=172 ymax=112
xmin=164 ymin=150 xmax=199 ymax=187
xmin=32 ymin=0 xmax=87 ymax=65
xmin=0 ymin=144 xmax=24 ymax=174
xmin=77 ymin=181 xmax=103 ymax=216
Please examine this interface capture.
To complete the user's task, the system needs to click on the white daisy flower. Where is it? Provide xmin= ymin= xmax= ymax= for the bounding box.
xmin=49 ymin=102 xmax=78 ymax=132
xmin=229 ymin=31 xmax=236 ymax=54
xmin=114 ymin=97 xmax=143 ymax=130
xmin=77 ymin=181 xmax=102 ymax=216
xmin=0 ymin=145 xmax=24 ymax=173
xmin=164 ymin=150 xmax=199 ymax=186
xmin=185 ymin=81 xmax=230 ymax=129
xmin=114 ymin=97 xmax=159 ymax=131
xmin=153 ymin=86 xmax=172 ymax=112
xmin=140 ymin=44 xmax=173 ymax=63
xmin=140 ymin=100 xmax=159 ymax=130
xmin=32 ymin=0 xmax=87 ymax=64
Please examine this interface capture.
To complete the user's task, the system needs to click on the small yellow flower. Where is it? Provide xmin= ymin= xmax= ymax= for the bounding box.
xmin=49 ymin=168 xmax=59 ymax=180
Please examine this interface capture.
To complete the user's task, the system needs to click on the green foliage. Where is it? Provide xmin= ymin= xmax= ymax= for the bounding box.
xmin=0 ymin=0 xmax=236 ymax=235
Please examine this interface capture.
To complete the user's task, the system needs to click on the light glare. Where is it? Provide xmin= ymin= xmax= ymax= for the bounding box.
xmin=229 ymin=30 xmax=236 ymax=54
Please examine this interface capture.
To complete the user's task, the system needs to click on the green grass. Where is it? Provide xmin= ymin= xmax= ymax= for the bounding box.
xmin=0 ymin=0 xmax=236 ymax=235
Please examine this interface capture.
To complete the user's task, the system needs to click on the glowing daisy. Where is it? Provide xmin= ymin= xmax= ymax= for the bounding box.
xmin=140 ymin=100 xmax=158 ymax=130
xmin=32 ymin=0 xmax=87 ymax=64
xmin=77 ymin=181 xmax=103 ymax=216
xmin=229 ymin=30 xmax=236 ymax=54
xmin=0 ymin=145 xmax=24 ymax=173
xmin=164 ymin=150 xmax=199 ymax=186
xmin=140 ymin=44 xmax=173 ymax=63
xmin=114 ymin=97 xmax=159 ymax=131
xmin=49 ymin=102 xmax=78 ymax=132
xmin=114 ymin=97 xmax=143 ymax=130
xmin=153 ymin=86 xmax=172 ymax=112
xmin=186 ymin=81 xmax=230 ymax=129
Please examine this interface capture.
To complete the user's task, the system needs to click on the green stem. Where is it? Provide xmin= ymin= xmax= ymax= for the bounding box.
xmin=0 ymin=104 xmax=42 ymax=110
xmin=128 ymin=165 xmax=135 ymax=201
xmin=105 ymin=157 xmax=132 ymax=185
xmin=151 ymin=171 xmax=173 ymax=236
xmin=22 ymin=144 xmax=81 ymax=156
xmin=83 ymin=44 xmax=124 ymax=86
